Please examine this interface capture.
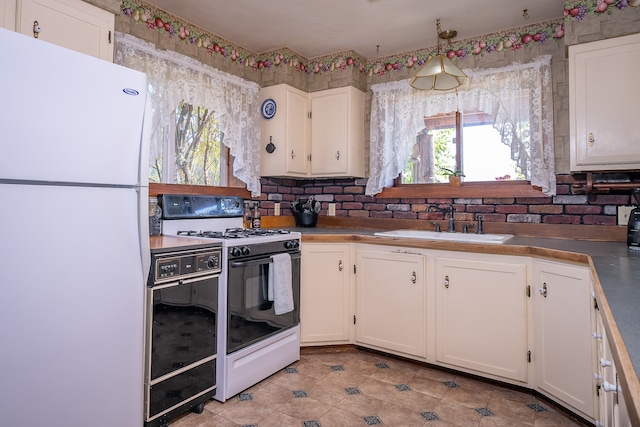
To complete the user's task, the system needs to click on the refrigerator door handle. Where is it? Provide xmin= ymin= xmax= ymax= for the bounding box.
xmin=139 ymin=186 xmax=151 ymax=281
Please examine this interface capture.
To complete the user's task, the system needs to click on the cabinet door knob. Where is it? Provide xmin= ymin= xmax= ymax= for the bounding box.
xmin=539 ymin=282 xmax=547 ymax=297
xmin=600 ymin=358 xmax=612 ymax=368
xmin=291 ymin=150 xmax=295 ymax=159
xmin=602 ymin=381 xmax=619 ymax=393
xmin=588 ymin=132 xmax=595 ymax=146
xmin=444 ymin=275 xmax=450 ymax=288
xmin=338 ymin=260 xmax=344 ymax=271
xmin=33 ymin=21 xmax=42 ymax=38
xmin=336 ymin=150 xmax=340 ymax=160
xmin=411 ymin=271 xmax=416 ymax=284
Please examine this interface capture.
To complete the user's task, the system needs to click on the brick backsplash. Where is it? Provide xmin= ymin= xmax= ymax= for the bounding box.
xmin=258 ymin=175 xmax=639 ymax=227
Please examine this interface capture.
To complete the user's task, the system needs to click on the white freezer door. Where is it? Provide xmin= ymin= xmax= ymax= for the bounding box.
xmin=0 ymin=28 xmax=148 ymax=186
xmin=0 ymin=183 xmax=146 ymax=427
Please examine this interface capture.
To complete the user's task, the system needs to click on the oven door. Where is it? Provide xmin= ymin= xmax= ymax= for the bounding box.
xmin=145 ymin=274 xmax=218 ymax=421
xmin=227 ymin=251 xmax=301 ymax=354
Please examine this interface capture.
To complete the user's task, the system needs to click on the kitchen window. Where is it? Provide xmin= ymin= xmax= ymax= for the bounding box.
xmin=115 ymin=33 xmax=262 ymax=196
xmin=401 ymin=110 xmax=524 ymax=184
xmin=368 ymin=55 xmax=556 ymax=196
xmin=150 ymin=101 xmax=228 ymax=186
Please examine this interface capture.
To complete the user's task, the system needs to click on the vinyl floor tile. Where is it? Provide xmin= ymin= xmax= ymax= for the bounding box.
xmin=167 ymin=348 xmax=589 ymax=427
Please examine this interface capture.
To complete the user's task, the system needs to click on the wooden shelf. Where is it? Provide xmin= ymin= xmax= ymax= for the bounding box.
xmin=570 ymin=172 xmax=640 ymax=199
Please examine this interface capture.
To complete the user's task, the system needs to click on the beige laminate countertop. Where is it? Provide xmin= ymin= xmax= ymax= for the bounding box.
xmin=292 ymin=227 xmax=640 ymax=424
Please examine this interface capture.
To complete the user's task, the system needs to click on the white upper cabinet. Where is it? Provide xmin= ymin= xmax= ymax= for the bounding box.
xmin=15 ymin=0 xmax=114 ymax=61
xmin=309 ymin=86 xmax=365 ymax=178
xmin=1 ymin=0 xmax=17 ymax=30
xmin=569 ymin=33 xmax=640 ymax=172
xmin=259 ymin=84 xmax=365 ymax=178
xmin=259 ymin=84 xmax=309 ymax=177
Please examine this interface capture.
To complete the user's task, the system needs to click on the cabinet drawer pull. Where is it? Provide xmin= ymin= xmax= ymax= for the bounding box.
xmin=338 ymin=260 xmax=344 ymax=271
xmin=444 ymin=275 xmax=449 ymax=288
xmin=411 ymin=271 xmax=416 ymax=284
xmin=291 ymin=150 xmax=295 ymax=159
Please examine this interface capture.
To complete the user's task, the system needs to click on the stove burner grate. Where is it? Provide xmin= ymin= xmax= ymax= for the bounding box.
xmin=176 ymin=228 xmax=292 ymax=239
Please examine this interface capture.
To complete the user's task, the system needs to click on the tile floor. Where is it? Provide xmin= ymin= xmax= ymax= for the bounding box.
xmin=171 ymin=347 xmax=590 ymax=427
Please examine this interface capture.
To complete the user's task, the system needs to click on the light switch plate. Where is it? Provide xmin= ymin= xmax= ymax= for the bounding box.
xmin=618 ymin=206 xmax=634 ymax=226
xmin=328 ymin=203 xmax=336 ymax=216
xmin=274 ymin=202 xmax=280 ymax=216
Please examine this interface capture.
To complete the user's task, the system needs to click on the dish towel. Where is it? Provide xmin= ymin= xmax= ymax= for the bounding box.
xmin=268 ymin=253 xmax=294 ymax=315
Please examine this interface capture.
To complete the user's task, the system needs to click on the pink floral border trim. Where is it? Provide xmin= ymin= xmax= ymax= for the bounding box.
xmin=121 ymin=0 xmax=638 ymax=77
xmin=564 ymin=0 xmax=638 ymax=19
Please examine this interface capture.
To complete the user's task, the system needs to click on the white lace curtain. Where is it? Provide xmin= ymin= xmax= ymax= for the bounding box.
xmin=367 ymin=55 xmax=556 ymax=196
xmin=115 ymin=33 xmax=262 ymax=196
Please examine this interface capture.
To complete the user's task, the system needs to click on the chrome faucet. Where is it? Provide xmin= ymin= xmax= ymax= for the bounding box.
xmin=476 ymin=215 xmax=484 ymax=234
xmin=429 ymin=205 xmax=456 ymax=232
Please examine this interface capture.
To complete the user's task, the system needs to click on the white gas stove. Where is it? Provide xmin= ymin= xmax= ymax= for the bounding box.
xmin=158 ymin=194 xmax=301 ymax=402
xmin=160 ymin=194 xmax=300 ymax=246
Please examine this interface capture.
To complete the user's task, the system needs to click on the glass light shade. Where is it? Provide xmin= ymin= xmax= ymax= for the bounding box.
xmin=409 ymin=55 xmax=468 ymax=91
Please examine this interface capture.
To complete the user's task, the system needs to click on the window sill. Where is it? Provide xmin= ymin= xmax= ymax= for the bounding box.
xmin=378 ymin=181 xmax=546 ymax=199
xmin=149 ymin=183 xmax=250 ymax=197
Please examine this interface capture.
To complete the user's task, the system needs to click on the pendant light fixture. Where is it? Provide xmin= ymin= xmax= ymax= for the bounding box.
xmin=409 ymin=19 xmax=468 ymax=91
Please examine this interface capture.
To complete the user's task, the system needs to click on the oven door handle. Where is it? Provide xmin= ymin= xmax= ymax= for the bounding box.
xmin=229 ymin=252 xmax=301 ymax=268
xmin=152 ymin=273 xmax=219 ymax=290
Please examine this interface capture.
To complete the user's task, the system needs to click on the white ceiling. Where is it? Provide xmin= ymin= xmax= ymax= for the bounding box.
xmin=143 ymin=0 xmax=565 ymax=59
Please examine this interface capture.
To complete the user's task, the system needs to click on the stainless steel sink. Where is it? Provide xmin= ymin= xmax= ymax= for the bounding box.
xmin=373 ymin=229 xmax=513 ymax=244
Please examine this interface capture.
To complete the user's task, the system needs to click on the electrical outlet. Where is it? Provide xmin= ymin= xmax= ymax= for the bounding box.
xmin=618 ymin=206 xmax=634 ymax=226
xmin=274 ymin=202 xmax=280 ymax=216
xmin=328 ymin=203 xmax=336 ymax=216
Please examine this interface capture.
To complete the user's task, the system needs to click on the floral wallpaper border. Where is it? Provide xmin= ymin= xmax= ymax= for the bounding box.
xmin=121 ymin=0 xmax=638 ymax=77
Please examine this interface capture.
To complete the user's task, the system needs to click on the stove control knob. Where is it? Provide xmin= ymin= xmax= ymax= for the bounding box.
xmin=206 ymin=256 xmax=218 ymax=269
xmin=284 ymin=240 xmax=299 ymax=249
xmin=241 ymin=246 xmax=251 ymax=256
xmin=231 ymin=247 xmax=243 ymax=257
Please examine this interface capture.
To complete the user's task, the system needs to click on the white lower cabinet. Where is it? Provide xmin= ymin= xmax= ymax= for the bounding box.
xmin=300 ymin=243 xmax=352 ymax=344
xmin=533 ymin=260 xmax=595 ymax=420
xmin=433 ymin=254 xmax=529 ymax=382
xmin=299 ymin=242 xmax=607 ymax=423
xmin=595 ymin=309 xmax=631 ymax=427
xmin=355 ymin=247 xmax=426 ymax=358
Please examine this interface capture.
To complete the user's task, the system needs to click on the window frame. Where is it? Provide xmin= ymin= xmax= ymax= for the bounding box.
xmin=399 ymin=110 xmax=528 ymax=186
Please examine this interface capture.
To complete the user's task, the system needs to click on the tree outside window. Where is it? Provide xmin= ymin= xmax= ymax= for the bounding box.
xmin=401 ymin=110 xmax=525 ymax=184
xmin=150 ymin=102 xmax=228 ymax=186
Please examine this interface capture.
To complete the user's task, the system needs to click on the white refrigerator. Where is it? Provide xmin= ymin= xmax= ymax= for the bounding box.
xmin=0 ymin=28 xmax=151 ymax=426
